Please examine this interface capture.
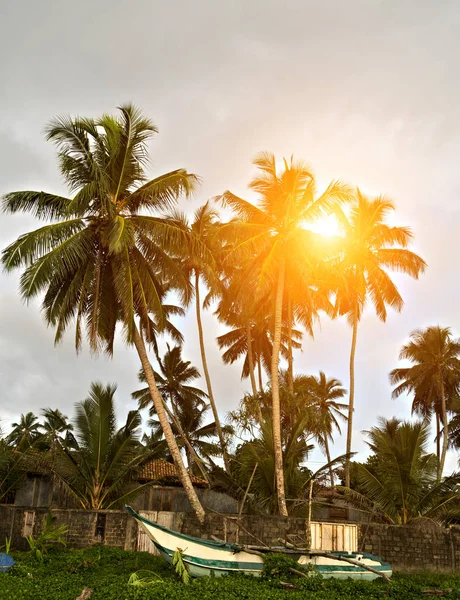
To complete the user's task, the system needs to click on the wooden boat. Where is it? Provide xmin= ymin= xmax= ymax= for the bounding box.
xmin=125 ymin=506 xmax=392 ymax=580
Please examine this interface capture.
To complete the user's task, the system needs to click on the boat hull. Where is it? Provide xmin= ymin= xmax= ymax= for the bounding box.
xmin=126 ymin=506 xmax=392 ymax=580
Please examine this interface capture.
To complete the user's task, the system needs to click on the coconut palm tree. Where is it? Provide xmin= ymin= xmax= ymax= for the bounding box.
xmin=220 ymin=153 xmax=352 ymax=515
xmin=342 ymin=418 xmax=460 ymax=525
xmin=1 ymin=105 xmax=206 ymax=521
xmin=51 ymin=382 xmax=154 ymax=509
xmin=148 ymin=399 xmax=230 ymax=473
xmin=7 ymin=412 xmax=42 ymax=448
xmin=334 ymin=191 xmax=426 ymax=487
xmin=390 ymin=326 xmax=460 ymax=480
xmin=306 ymin=372 xmax=348 ymax=486
xmin=217 ymin=312 xmax=302 ymax=395
xmin=133 ymin=344 xmax=208 ymax=411
xmin=40 ymin=408 xmax=74 ymax=449
xmin=177 ymin=202 xmax=230 ymax=472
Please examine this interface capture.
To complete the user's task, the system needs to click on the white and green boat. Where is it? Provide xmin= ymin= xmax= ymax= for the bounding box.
xmin=126 ymin=506 xmax=392 ymax=580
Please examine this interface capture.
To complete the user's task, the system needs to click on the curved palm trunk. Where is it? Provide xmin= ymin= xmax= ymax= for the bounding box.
xmin=287 ymin=296 xmax=294 ymax=395
xmin=195 ymin=272 xmax=231 ymax=474
xmin=271 ymin=260 xmax=288 ymax=516
xmin=324 ymin=436 xmax=334 ymax=488
xmin=438 ymin=380 xmax=449 ymax=481
xmin=133 ymin=326 xmax=205 ymax=523
xmin=345 ymin=312 xmax=358 ymax=488
xmin=246 ymin=324 xmax=258 ymax=397
xmin=167 ymin=393 xmax=209 ymax=483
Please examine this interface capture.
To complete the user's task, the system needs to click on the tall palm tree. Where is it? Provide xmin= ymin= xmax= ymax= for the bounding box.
xmin=7 ymin=412 xmax=42 ymax=448
xmin=52 ymin=382 xmax=153 ymax=509
xmin=342 ymin=418 xmax=460 ymax=525
xmin=1 ymin=105 xmax=206 ymax=521
xmin=178 ymin=202 xmax=230 ymax=472
xmin=220 ymin=153 xmax=351 ymax=515
xmin=306 ymin=372 xmax=348 ymax=486
xmin=334 ymin=191 xmax=426 ymax=487
xmin=390 ymin=326 xmax=460 ymax=480
xmin=215 ymin=263 xmax=272 ymax=397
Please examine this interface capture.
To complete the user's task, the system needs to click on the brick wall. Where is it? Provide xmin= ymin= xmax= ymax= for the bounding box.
xmin=1 ymin=505 xmax=458 ymax=572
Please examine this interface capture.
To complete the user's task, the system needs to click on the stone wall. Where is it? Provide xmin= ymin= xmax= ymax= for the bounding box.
xmin=360 ymin=522 xmax=460 ymax=572
xmin=1 ymin=504 xmax=458 ymax=572
xmin=0 ymin=506 xmax=131 ymax=551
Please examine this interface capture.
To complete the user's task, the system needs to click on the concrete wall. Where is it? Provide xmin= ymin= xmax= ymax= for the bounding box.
xmin=133 ymin=487 xmax=239 ymax=514
xmin=1 ymin=505 xmax=458 ymax=572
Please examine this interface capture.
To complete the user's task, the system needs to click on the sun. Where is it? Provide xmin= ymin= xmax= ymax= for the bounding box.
xmin=309 ymin=215 xmax=341 ymax=237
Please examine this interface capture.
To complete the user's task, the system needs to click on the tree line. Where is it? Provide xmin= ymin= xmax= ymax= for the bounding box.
xmin=1 ymin=105 xmax=459 ymax=524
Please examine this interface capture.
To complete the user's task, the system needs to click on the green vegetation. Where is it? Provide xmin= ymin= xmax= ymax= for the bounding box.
xmin=0 ymin=547 xmax=459 ymax=600
xmin=25 ymin=513 xmax=68 ymax=562
xmin=343 ymin=418 xmax=460 ymax=523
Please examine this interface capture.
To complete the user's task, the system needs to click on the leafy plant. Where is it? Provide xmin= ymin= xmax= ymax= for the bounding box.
xmin=262 ymin=552 xmax=311 ymax=580
xmin=25 ymin=513 xmax=68 ymax=561
xmin=172 ymin=547 xmax=190 ymax=584
xmin=127 ymin=569 xmax=164 ymax=587
xmin=1 ymin=536 xmax=12 ymax=554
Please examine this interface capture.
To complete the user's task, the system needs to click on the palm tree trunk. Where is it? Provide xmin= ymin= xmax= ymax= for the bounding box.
xmin=324 ymin=436 xmax=334 ymax=488
xmin=167 ymin=393 xmax=208 ymax=482
xmin=195 ymin=272 xmax=231 ymax=474
xmin=246 ymin=324 xmax=258 ymax=397
xmin=257 ymin=355 xmax=263 ymax=393
xmin=438 ymin=380 xmax=449 ymax=482
xmin=271 ymin=259 xmax=288 ymax=516
xmin=287 ymin=295 xmax=294 ymax=395
xmin=436 ymin=413 xmax=441 ymax=466
xmin=133 ymin=326 xmax=205 ymax=523
xmin=345 ymin=311 xmax=358 ymax=488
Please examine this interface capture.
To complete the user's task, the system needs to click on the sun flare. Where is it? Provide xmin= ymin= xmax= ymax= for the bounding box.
xmin=309 ymin=215 xmax=341 ymax=237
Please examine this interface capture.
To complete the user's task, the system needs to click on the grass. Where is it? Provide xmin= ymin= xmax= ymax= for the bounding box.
xmin=0 ymin=546 xmax=459 ymax=600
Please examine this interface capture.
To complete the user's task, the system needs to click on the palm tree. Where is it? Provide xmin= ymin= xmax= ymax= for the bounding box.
xmin=342 ymin=418 xmax=460 ymax=525
xmin=41 ymin=408 xmax=74 ymax=449
xmin=234 ymin=413 xmax=314 ymax=514
xmin=178 ymin=202 xmax=230 ymax=473
xmin=7 ymin=412 xmax=42 ymax=448
xmin=390 ymin=326 xmax=460 ymax=480
xmin=217 ymin=312 xmax=302 ymax=396
xmin=148 ymin=399 xmax=230 ymax=473
xmin=334 ymin=191 xmax=426 ymax=487
xmin=133 ymin=344 xmax=208 ymax=411
xmin=220 ymin=153 xmax=351 ymax=515
xmin=1 ymin=105 xmax=206 ymax=521
xmin=52 ymin=382 xmax=154 ymax=509
xmin=306 ymin=372 xmax=348 ymax=486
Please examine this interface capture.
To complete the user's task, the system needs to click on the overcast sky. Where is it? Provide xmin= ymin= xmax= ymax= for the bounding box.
xmin=1 ymin=0 xmax=460 ymax=472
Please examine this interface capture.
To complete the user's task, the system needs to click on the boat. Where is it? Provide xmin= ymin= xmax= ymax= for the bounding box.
xmin=125 ymin=506 xmax=392 ymax=580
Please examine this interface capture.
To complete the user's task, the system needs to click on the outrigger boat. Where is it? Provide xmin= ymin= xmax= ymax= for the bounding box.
xmin=126 ymin=506 xmax=392 ymax=580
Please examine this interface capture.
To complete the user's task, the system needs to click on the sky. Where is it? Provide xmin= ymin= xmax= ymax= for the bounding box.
xmin=1 ymin=0 xmax=460 ymax=472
